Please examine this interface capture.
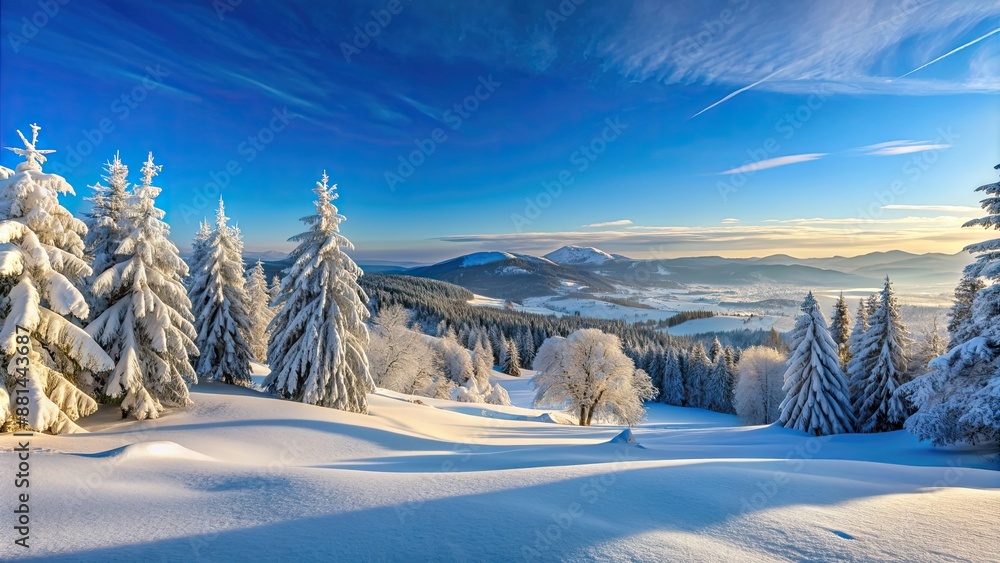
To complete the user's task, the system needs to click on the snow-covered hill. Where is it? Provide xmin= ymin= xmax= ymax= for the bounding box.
xmin=6 ymin=380 xmax=997 ymax=560
xmin=544 ymin=245 xmax=619 ymax=265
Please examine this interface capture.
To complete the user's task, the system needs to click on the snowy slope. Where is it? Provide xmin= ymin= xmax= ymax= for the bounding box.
xmin=544 ymin=245 xmax=618 ymax=265
xmin=1 ymin=382 xmax=997 ymax=561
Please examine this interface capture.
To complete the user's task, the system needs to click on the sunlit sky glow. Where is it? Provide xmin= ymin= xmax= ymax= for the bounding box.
xmin=1 ymin=0 xmax=998 ymax=262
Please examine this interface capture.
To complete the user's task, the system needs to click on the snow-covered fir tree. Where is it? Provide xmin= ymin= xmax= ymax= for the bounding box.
xmin=533 ymin=329 xmax=655 ymax=426
xmin=83 ymin=152 xmax=130 ymax=314
xmin=900 ymin=163 xmax=1000 ymax=446
xmin=188 ymin=198 xmax=253 ymax=386
xmin=734 ymin=346 xmax=787 ymax=425
xmin=846 ymin=298 xmax=876 ymax=407
xmin=660 ymin=349 xmax=684 ymax=406
xmin=704 ymin=353 xmax=735 ymax=414
xmin=851 ymin=277 xmax=912 ymax=433
xmin=684 ymin=342 xmax=711 ymax=408
xmin=0 ymin=124 xmax=113 ymax=433
xmin=86 ymin=152 xmax=197 ymax=419
xmin=912 ymin=317 xmax=946 ymax=377
xmin=779 ymin=292 xmax=855 ymax=435
xmin=268 ymin=274 xmax=281 ymax=302
xmin=502 ymin=335 xmax=521 ymax=376
xmin=244 ymin=260 xmax=274 ymax=362
xmin=830 ymin=292 xmax=851 ymax=369
xmin=947 ymin=272 xmax=987 ymax=348
xmin=185 ymin=219 xmax=211 ymax=289
xmin=264 ymin=173 xmax=373 ymax=412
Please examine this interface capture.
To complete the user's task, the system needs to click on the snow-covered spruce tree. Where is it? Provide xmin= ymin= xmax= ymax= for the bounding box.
xmin=83 ymin=152 xmax=130 ymax=315
xmin=185 ymin=219 xmax=211 ymax=289
xmin=502 ymin=336 xmax=521 ymax=376
xmin=268 ymin=274 xmax=281 ymax=302
xmin=684 ymin=342 xmax=711 ymax=408
xmin=846 ymin=298 xmax=876 ymax=407
xmin=830 ymin=292 xmax=851 ymax=369
xmin=188 ymin=198 xmax=253 ymax=386
xmin=533 ymin=329 xmax=655 ymax=426
xmin=244 ymin=260 xmax=274 ymax=362
xmin=660 ymin=349 xmax=684 ymax=406
xmin=704 ymin=353 xmax=735 ymax=414
xmin=851 ymin=277 xmax=912 ymax=433
xmin=779 ymin=292 xmax=855 ymax=435
xmin=913 ymin=317 xmax=946 ymax=378
xmin=0 ymin=124 xmax=113 ymax=433
xmin=899 ymin=163 xmax=1000 ymax=446
xmin=734 ymin=346 xmax=787 ymax=425
xmin=264 ymin=173 xmax=373 ymax=412
xmin=86 ymin=152 xmax=198 ymax=419
xmin=947 ymin=272 xmax=987 ymax=348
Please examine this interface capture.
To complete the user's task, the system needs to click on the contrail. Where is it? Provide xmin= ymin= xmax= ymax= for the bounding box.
xmin=897 ymin=26 xmax=1000 ymax=79
xmin=691 ymin=70 xmax=780 ymax=118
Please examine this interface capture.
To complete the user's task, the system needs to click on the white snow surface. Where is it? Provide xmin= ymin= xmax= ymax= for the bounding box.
xmin=459 ymin=251 xmax=515 ymax=267
xmin=1 ymin=375 xmax=997 ymax=561
xmin=544 ymin=245 xmax=616 ymax=265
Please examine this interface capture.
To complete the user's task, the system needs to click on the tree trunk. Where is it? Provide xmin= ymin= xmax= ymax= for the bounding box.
xmin=585 ymin=390 xmax=605 ymax=426
xmin=579 ymin=405 xmax=588 ymax=426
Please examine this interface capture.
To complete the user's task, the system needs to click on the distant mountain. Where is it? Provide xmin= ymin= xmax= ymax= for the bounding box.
xmin=406 ymin=252 xmax=615 ymax=300
xmin=395 ymin=246 xmax=971 ymax=301
xmin=544 ymin=246 xmax=623 ymax=265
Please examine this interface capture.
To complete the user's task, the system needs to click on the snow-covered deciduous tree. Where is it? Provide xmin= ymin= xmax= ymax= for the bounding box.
xmin=244 ymin=260 xmax=273 ymax=362
xmin=830 ymin=292 xmax=851 ymax=369
xmin=851 ymin=277 xmax=912 ymax=433
xmin=188 ymin=198 xmax=253 ymax=386
xmin=501 ymin=336 xmax=521 ymax=376
xmin=368 ymin=304 xmax=443 ymax=394
xmin=264 ymin=173 xmax=373 ymax=412
xmin=532 ymin=329 xmax=656 ymax=426
xmin=85 ymin=153 xmax=198 ymax=419
xmin=912 ymin=317 xmax=946 ymax=378
xmin=0 ymin=124 xmax=113 ymax=433
xmin=779 ymin=292 xmax=855 ymax=435
xmin=900 ymin=164 xmax=1000 ymax=446
xmin=734 ymin=346 xmax=787 ymax=425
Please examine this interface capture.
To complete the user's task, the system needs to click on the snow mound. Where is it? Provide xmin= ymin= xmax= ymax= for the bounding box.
xmin=544 ymin=245 xmax=616 ymax=265
xmin=606 ymin=428 xmax=642 ymax=447
xmin=460 ymin=251 xmax=515 ymax=267
xmin=78 ymin=441 xmax=216 ymax=462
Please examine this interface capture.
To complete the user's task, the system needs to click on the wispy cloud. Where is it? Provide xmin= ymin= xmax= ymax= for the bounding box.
xmin=720 ymin=153 xmax=826 ymax=175
xmin=600 ymin=1 xmax=1000 ymax=97
xmin=583 ymin=219 xmax=633 ymax=228
xmin=437 ymin=216 xmax=982 ymax=257
xmin=722 ymin=218 xmax=740 ymax=224
xmin=859 ymin=140 xmax=951 ymax=156
xmin=897 ymin=26 xmax=1000 ymax=79
xmin=883 ymin=204 xmax=981 ymax=213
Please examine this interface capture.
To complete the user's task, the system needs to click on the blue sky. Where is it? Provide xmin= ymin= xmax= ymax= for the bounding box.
xmin=1 ymin=0 xmax=998 ymax=262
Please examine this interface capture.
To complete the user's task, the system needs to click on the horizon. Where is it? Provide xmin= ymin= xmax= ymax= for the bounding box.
xmin=2 ymin=0 xmax=998 ymax=262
